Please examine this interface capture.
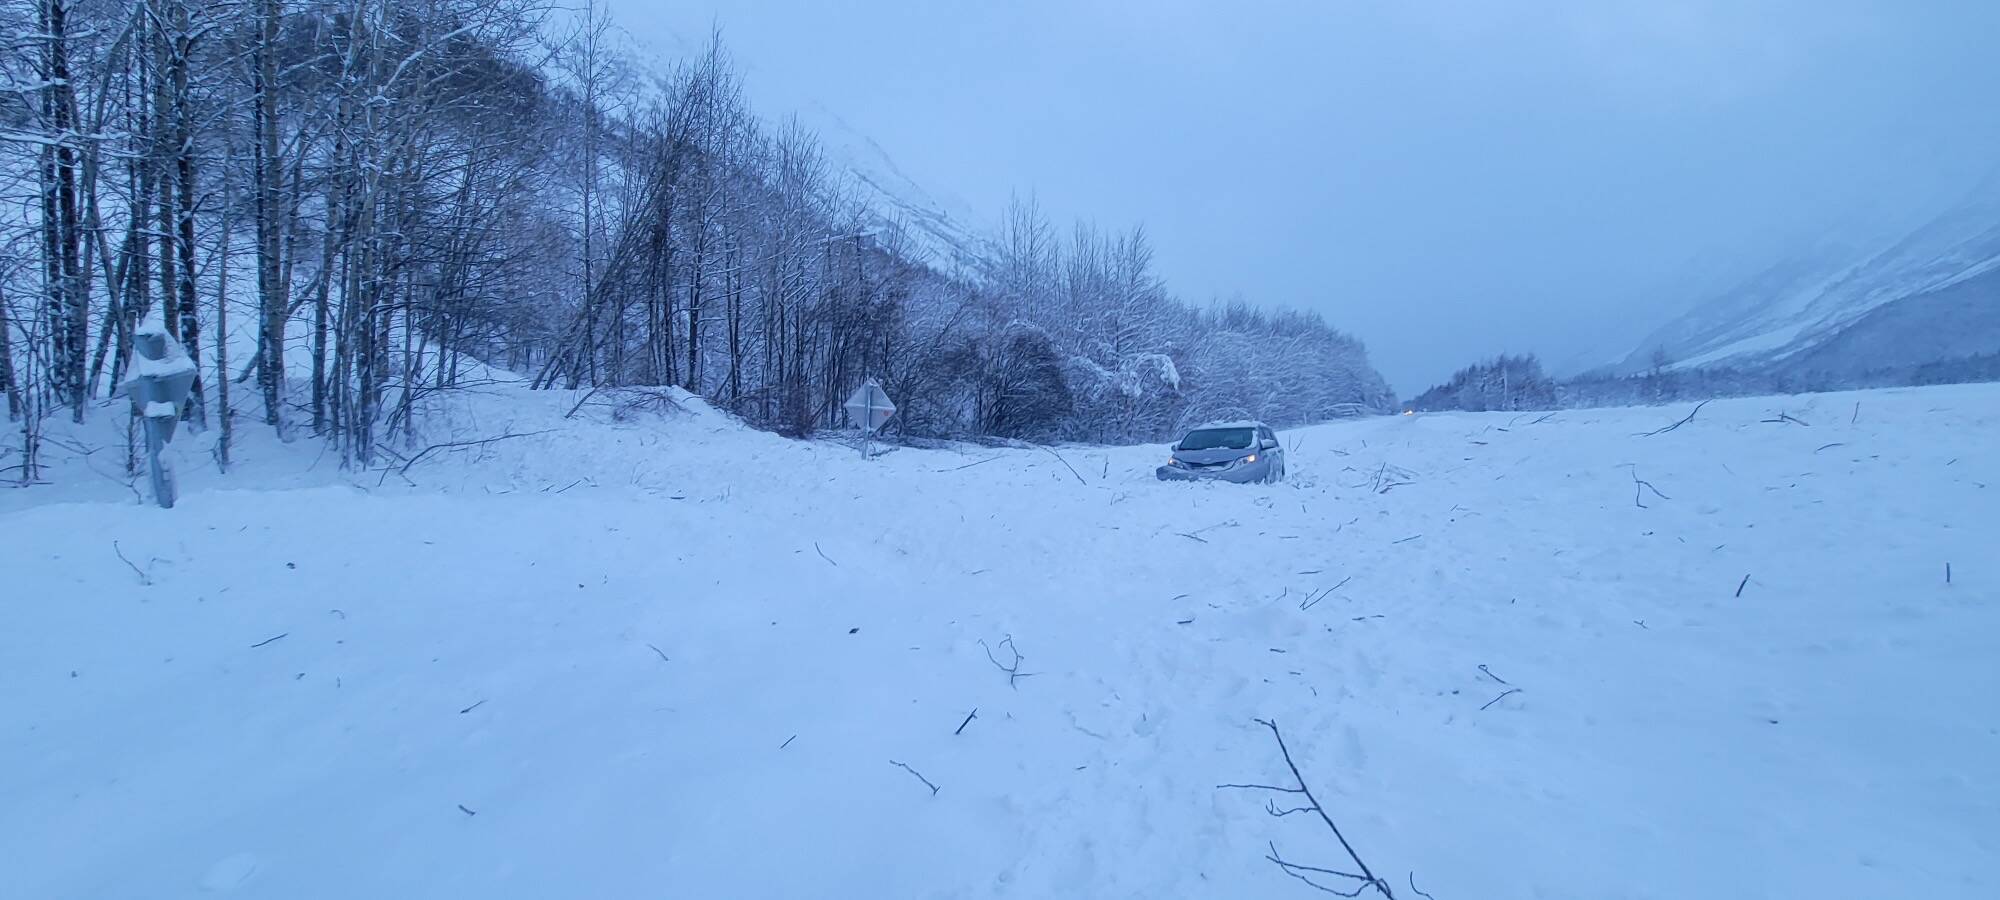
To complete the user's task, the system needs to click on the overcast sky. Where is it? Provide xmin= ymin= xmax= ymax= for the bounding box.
xmin=611 ymin=0 xmax=2000 ymax=393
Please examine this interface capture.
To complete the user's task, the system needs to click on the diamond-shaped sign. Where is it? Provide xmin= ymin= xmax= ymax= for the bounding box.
xmin=843 ymin=379 xmax=896 ymax=432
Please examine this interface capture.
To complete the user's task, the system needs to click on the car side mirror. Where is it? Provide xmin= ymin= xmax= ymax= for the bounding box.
xmin=1260 ymin=438 xmax=1279 ymax=450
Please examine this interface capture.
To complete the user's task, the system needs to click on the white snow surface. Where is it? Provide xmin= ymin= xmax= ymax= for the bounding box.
xmin=3 ymin=383 xmax=1997 ymax=899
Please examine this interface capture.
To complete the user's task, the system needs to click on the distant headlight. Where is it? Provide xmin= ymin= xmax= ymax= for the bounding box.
xmin=1244 ymin=453 xmax=1258 ymax=464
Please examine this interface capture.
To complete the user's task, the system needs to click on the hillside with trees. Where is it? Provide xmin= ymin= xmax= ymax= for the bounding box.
xmin=0 ymin=0 xmax=1391 ymax=486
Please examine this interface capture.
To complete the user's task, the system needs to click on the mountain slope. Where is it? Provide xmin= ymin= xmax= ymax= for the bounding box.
xmin=1620 ymin=177 xmax=2000 ymax=375
xmin=789 ymin=102 xmax=1000 ymax=278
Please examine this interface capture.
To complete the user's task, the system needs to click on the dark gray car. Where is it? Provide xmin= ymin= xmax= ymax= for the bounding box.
xmin=1156 ymin=422 xmax=1286 ymax=483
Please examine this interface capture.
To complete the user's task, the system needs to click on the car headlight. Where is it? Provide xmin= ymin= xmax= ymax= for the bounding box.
xmin=1244 ymin=453 xmax=1258 ymax=464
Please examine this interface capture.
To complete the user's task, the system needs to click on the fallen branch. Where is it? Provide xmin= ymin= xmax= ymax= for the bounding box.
xmin=1761 ymin=412 xmax=1810 ymax=427
xmin=889 ymin=759 xmax=941 ymax=796
xmin=1735 ymin=574 xmax=1751 ymax=598
xmin=250 ymin=633 xmax=288 ymax=649
xmin=1813 ymin=443 xmax=1845 ymax=454
xmin=814 ymin=543 xmax=839 ymax=567
xmin=1637 ymin=400 xmax=1710 ymax=437
xmin=955 ymin=708 xmax=979 ymax=735
xmin=1221 ymin=719 xmax=1396 ymax=897
xmin=385 ymin=429 xmax=552 ymax=484
xmin=563 ymin=385 xmax=605 ymax=419
xmin=646 ymin=643 xmax=670 ymax=662
xmin=1477 ymin=664 xmax=1509 ymax=686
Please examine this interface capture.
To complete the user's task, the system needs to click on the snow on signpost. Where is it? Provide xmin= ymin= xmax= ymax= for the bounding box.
xmin=121 ymin=309 xmax=198 ymax=508
xmin=842 ymin=379 xmax=895 ymax=459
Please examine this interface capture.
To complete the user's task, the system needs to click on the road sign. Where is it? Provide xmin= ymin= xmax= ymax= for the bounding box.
xmin=843 ymin=379 xmax=896 ymax=432
xmin=122 ymin=315 xmax=198 ymax=508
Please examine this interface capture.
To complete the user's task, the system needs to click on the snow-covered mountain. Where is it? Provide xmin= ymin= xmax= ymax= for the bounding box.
xmin=788 ymin=102 xmax=1000 ymax=278
xmin=1616 ymin=176 xmax=2000 ymax=376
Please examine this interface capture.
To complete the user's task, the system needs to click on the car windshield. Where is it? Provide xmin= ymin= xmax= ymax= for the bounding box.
xmin=1178 ymin=428 xmax=1255 ymax=451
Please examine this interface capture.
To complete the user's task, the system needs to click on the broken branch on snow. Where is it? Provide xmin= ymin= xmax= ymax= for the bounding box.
xmin=1220 ymin=718 xmax=1398 ymax=897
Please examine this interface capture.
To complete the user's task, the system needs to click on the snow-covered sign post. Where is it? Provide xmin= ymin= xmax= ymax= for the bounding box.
xmin=842 ymin=378 xmax=896 ymax=459
xmin=122 ymin=311 xmax=198 ymax=508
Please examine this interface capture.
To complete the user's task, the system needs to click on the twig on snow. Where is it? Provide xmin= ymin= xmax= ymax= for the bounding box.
xmin=814 ymin=542 xmax=839 ymax=566
xmin=1480 ymin=688 xmax=1522 ymax=711
xmin=1177 ymin=532 xmax=1210 ymax=543
xmin=955 ymin=708 xmax=979 ymax=735
xmin=646 ymin=643 xmax=670 ymax=662
xmin=250 ymin=633 xmax=288 ymax=649
xmin=1735 ymin=574 xmax=1751 ymax=598
xmin=1637 ymin=399 xmax=1710 ymax=436
xmin=1630 ymin=468 xmax=1670 ymax=508
xmin=1039 ymin=444 xmax=1088 ymax=485
xmin=1408 ymin=873 xmax=1438 ymax=900
xmin=1761 ymin=412 xmax=1810 ymax=427
xmin=979 ymin=635 xmax=1034 ymax=688
xmin=1220 ymin=719 xmax=1397 ymax=897
xmin=889 ymin=759 xmax=941 ymax=796
xmin=1477 ymin=664 xmax=1509 ymax=686
xmin=1814 ymin=443 xmax=1845 ymax=454
xmin=939 ymin=455 xmax=1001 ymax=472
xmin=384 ymin=429 xmax=552 ymax=484
xmin=459 ymin=699 xmax=486 ymax=715
xmin=112 ymin=541 xmax=152 ymax=586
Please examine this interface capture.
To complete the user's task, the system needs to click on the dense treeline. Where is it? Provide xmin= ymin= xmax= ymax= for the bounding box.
xmin=0 ymin=0 xmax=1390 ymax=485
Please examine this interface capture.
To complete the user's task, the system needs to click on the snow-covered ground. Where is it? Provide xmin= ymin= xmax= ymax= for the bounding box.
xmin=3 ymin=383 xmax=1996 ymax=899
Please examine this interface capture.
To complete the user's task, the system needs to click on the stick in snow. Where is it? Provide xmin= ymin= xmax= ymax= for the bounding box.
xmin=1477 ymin=664 xmax=1509 ymax=685
xmin=955 ymin=708 xmax=978 ymax=735
xmin=646 ymin=643 xmax=670 ymax=662
xmin=250 ymin=633 xmax=288 ymax=649
xmin=459 ymin=699 xmax=486 ymax=715
xmin=889 ymin=760 xmax=940 ymax=796
xmin=1735 ymin=574 xmax=1751 ymax=598
xmin=1638 ymin=399 xmax=1710 ymax=436
xmin=457 ymin=804 xmax=477 ymax=816
xmin=814 ymin=543 xmax=838 ymax=566
xmin=780 ymin=734 xmax=796 ymax=749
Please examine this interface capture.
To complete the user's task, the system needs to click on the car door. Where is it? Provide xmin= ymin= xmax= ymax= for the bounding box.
xmin=1259 ymin=425 xmax=1282 ymax=461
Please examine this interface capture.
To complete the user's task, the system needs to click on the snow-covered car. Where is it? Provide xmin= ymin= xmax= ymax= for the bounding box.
xmin=1157 ymin=422 xmax=1286 ymax=483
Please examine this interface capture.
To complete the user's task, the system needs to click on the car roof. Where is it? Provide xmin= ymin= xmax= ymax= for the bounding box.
xmin=1188 ymin=420 xmax=1268 ymax=431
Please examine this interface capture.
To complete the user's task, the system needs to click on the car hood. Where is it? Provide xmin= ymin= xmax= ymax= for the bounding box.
xmin=1174 ymin=448 xmax=1253 ymax=464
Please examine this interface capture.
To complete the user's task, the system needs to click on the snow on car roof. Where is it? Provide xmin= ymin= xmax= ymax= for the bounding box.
xmin=1188 ymin=420 xmax=1267 ymax=431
